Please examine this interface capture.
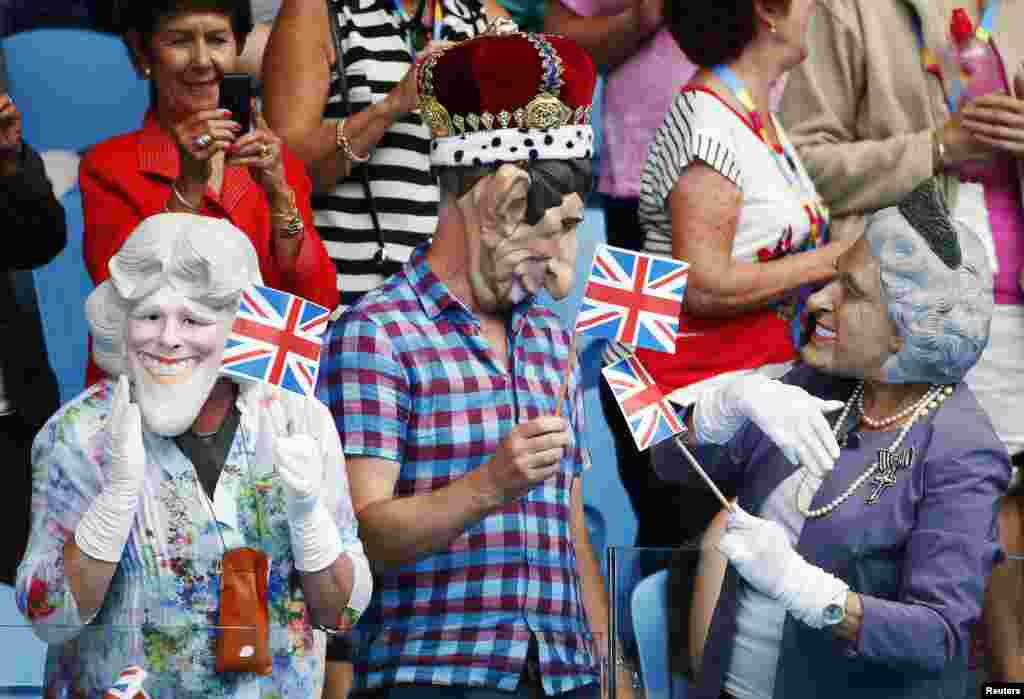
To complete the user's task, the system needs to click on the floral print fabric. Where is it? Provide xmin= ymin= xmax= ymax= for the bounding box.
xmin=15 ymin=380 xmax=366 ymax=699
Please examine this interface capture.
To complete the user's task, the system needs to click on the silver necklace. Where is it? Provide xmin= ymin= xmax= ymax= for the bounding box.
xmin=797 ymin=381 xmax=954 ymax=518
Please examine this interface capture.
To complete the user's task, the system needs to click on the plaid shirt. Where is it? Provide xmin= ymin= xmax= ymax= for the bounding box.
xmin=321 ymin=247 xmax=599 ymax=694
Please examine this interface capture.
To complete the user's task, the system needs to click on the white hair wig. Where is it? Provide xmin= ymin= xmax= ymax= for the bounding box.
xmin=86 ymin=213 xmax=262 ymax=377
xmin=866 ymin=180 xmax=994 ymax=385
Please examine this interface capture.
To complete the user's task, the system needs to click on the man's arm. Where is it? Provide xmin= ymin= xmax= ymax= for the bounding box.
xmin=543 ymin=0 xmax=660 ymax=73
xmin=347 ymin=456 xmax=502 ymax=572
xmin=0 ymin=93 xmax=67 ymax=269
xmin=348 ymin=415 xmax=568 ymax=573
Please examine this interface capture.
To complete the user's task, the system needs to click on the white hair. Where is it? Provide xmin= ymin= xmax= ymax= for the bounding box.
xmin=86 ymin=213 xmax=262 ymax=377
xmin=866 ymin=183 xmax=993 ymax=384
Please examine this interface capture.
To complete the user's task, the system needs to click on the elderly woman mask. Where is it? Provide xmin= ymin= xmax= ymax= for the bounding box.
xmin=86 ymin=214 xmax=261 ymax=436
xmin=802 ymin=180 xmax=993 ymax=385
xmin=461 ymin=160 xmax=589 ymax=311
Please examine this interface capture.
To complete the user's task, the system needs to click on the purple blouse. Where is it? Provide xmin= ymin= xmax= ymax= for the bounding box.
xmin=653 ymin=364 xmax=1011 ymax=699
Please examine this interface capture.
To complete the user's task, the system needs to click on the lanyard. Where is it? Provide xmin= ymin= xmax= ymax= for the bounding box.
xmin=906 ymin=0 xmax=1001 ymax=111
xmin=711 ymin=64 xmax=830 ymax=249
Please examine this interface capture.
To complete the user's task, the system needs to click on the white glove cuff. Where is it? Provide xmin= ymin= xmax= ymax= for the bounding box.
xmin=74 ymin=481 xmax=141 ymax=563
xmin=782 ymin=555 xmax=850 ymax=629
xmin=346 ymin=552 xmax=373 ymax=620
xmin=290 ymin=500 xmax=343 ymax=573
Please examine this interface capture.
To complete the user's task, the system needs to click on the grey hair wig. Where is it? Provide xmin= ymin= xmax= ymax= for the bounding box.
xmin=866 ymin=180 xmax=993 ymax=384
xmin=86 ymin=213 xmax=262 ymax=377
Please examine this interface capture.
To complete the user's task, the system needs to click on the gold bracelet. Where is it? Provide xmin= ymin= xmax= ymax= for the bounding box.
xmin=270 ymin=189 xmax=304 ymax=239
xmin=336 ymin=117 xmax=371 ymax=163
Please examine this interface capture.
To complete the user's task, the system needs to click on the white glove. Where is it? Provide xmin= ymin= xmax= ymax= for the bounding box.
xmin=269 ymin=395 xmax=342 ymax=573
xmin=76 ymin=375 xmax=147 ymax=563
xmin=693 ymin=374 xmax=843 ymax=477
xmin=717 ymin=506 xmax=848 ymax=629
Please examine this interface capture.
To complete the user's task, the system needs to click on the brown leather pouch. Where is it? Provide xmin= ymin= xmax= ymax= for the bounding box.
xmin=215 ymin=547 xmax=272 ymax=675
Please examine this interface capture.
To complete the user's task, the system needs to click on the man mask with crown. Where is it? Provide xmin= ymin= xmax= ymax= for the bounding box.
xmin=322 ymin=28 xmax=634 ymax=699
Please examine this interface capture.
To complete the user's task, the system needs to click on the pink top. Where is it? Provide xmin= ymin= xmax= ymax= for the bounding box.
xmin=957 ymin=46 xmax=1024 ymax=306
xmin=562 ymin=0 xmax=695 ymax=199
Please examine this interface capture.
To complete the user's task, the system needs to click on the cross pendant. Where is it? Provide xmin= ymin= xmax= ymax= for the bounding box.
xmin=865 ymin=447 xmax=915 ymax=505
xmin=866 ymin=470 xmax=898 ymax=504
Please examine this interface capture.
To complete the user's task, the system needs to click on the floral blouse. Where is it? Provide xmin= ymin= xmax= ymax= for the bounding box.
xmin=15 ymin=379 xmax=366 ymax=699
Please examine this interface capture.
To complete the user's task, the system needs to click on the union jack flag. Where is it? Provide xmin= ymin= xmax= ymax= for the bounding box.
xmin=575 ymin=244 xmax=688 ymax=353
xmin=105 ymin=666 xmax=151 ymax=699
xmin=220 ymin=285 xmax=330 ymax=398
xmin=602 ymin=354 xmax=685 ymax=451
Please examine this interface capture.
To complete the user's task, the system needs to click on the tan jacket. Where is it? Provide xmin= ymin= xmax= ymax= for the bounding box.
xmin=779 ymin=0 xmax=1024 ymax=241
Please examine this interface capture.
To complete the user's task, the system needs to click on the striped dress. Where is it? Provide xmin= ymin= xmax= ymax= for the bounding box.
xmin=317 ymin=0 xmax=488 ymax=309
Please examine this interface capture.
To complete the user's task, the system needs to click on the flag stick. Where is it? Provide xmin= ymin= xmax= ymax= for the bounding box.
xmin=555 ymin=333 xmax=577 ymax=418
xmin=673 ymin=434 xmax=734 ymax=512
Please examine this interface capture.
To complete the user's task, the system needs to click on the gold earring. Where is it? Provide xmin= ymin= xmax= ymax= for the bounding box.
xmin=143 ymin=67 xmax=151 ymax=78
xmin=769 ymin=20 xmax=777 ymax=33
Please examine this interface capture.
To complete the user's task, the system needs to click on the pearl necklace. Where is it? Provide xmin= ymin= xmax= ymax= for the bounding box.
xmin=797 ymin=381 xmax=954 ymax=519
xmin=857 ymin=385 xmax=936 ymax=429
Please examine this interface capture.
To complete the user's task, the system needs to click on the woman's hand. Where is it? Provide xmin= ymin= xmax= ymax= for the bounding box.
xmin=226 ymin=105 xmax=289 ymax=196
xmin=170 ymin=108 xmax=241 ymax=187
xmin=939 ymin=97 xmax=1001 ymax=166
xmin=0 ymin=94 xmax=23 ymax=176
xmin=959 ymin=88 xmax=1024 ymax=158
xmin=387 ymin=41 xmax=453 ymax=116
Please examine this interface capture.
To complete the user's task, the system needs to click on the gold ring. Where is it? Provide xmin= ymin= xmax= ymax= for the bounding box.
xmin=261 ymin=143 xmax=269 ymax=158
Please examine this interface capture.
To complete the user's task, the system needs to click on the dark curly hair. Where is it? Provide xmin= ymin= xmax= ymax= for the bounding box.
xmin=664 ymin=0 xmax=791 ymax=68
xmin=114 ymin=0 xmax=253 ymax=53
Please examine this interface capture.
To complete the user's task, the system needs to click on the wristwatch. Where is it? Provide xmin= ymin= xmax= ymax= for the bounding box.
xmin=822 ymin=593 xmax=848 ymax=628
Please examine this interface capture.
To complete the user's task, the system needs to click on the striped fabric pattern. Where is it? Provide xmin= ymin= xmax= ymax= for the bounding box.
xmin=321 ymin=247 xmax=599 ymax=694
xmin=602 ymin=89 xmax=746 ymax=367
xmin=316 ymin=0 xmax=488 ymax=309
xmin=638 ymin=89 xmax=744 ymax=259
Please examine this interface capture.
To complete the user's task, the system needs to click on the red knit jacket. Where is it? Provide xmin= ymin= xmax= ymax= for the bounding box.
xmin=80 ymin=112 xmax=339 ymax=385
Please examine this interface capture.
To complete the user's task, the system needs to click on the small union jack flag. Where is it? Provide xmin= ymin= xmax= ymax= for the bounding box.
xmin=602 ymin=354 xmax=685 ymax=451
xmin=104 ymin=666 xmax=151 ymax=699
xmin=575 ymin=244 xmax=688 ymax=353
xmin=220 ymin=285 xmax=330 ymax=398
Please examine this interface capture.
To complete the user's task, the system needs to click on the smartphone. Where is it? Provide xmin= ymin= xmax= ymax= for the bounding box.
xmin=218 ymin=73 xmax=253 ymax=132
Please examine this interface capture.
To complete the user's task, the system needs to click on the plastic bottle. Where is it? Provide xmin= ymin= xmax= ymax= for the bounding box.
xmin=941 ymin=8 xmax=1004 ymax=180
xmin=948 ymin=8 xmax=1004 ymax=108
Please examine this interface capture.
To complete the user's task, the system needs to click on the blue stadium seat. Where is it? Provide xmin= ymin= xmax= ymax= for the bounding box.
xmin=2 ymin=29 xmax=148 ymax=152
xmin=0 ymin=585 xmax=45 ymax=697
xmin=631 ymin=569 xmax=689 ymax=699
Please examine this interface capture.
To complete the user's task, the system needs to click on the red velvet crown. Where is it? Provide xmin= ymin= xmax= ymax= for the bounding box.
xmin=418 ymin=30 xmax=597 ymax=138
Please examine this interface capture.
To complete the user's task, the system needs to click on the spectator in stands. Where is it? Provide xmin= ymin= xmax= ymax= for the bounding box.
xmin=777 ymin=0 xmax=1024 ymax=682
xmin=655 ymin=180 xmax=1008 ymax=699
xmin=545 ymin=0 xmax=697 ymax=558
xmin=17 ymin=213 xmax=370 ymax=699
xmin=237 ymin=0 xmax=279 ymax=81
xmin=636 ymin=0 xmax=849 ymax=674
xmin=261 ymin=0 xmax=503 ymax=313
xmin=320 ymin=32 xmax=628 ymax=699
xmin=80 ymin=0 xmax=338 ymax=386
xmin=0 ymin=64 xmax=66 ymax=587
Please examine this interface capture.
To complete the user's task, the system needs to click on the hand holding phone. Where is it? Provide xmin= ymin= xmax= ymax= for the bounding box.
xmin=218 ymin=73 xmax=253 ymax=133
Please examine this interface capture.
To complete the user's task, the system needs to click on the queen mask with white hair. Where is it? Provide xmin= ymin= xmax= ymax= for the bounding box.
xmin=85 ymin=214 xmax=261 ymax=436
xmin=801 ymin=179 xmax=993 ymax=384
